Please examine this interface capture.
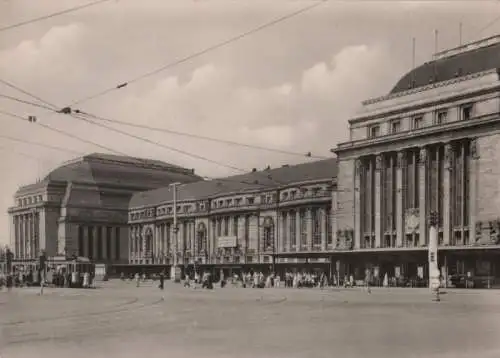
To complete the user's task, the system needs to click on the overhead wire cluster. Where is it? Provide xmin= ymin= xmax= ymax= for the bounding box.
xmin=0 ymin=0 xmax=330 ymax=189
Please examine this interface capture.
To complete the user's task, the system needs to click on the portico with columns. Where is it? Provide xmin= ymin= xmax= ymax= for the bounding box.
xmin=332 ymin=34 xmax=500 ymax=286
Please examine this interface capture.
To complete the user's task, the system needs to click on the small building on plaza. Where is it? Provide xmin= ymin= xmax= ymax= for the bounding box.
xmin=8 ymin=153 xmax=202 ymax=263
xmin=127 ymin=159 xmax=336 ymax=276
xmin=332 ymin=35 xmax=500 ymax=286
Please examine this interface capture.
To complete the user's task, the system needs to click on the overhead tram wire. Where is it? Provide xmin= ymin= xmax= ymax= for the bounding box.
xmin=69 ymin=0 xmax=328 ymax=107
xmin=1 ymin=84 xmax=290 ymax=186
xmin=0 ymin=93 xmax=290 ymax=185
xmin=0 ymin=133 xmax=85 ymax=156
xmin=76 ymin=110 xmax=325 ymax=159
xmin=0 ymin=0 xmax=114 ymax=33
xmin=0 ymin=109 xmax=143 ymax=159
xmin=0 ymin=79 xmax=58 ymax=110
xmin=0 ymin=109 xmax=283 ymax=189
xmin=0 ymin=91 xmax=322 ymax=159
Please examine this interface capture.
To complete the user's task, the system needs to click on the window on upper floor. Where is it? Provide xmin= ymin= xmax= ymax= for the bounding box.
xmin=411 ymin=116 xmax=423 ymax=130
xmin=461 ymin=104 xmax=474 ymax=121
xmin=434 ymin=110 xmax=447 ymax=125
xmin=390 ymin=120 xmax=401 ymax=134
xmin=235 ymin=198 xmax=242 ymax=206
xmin=368 ymin=125 xmax=380 ymax=138
xmin=247 ymin=197 xmax=254 ymax=205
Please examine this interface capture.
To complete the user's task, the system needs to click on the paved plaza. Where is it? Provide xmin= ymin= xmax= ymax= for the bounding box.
xmin=1 ymin=282 xmax=500 ymax=358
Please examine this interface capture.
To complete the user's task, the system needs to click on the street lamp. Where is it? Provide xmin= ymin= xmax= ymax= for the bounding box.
xmin=169 ymin=182 xmax=181 ymax=283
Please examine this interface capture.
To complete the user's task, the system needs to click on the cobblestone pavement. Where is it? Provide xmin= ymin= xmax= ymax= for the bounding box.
xmin=1 ymin=283 xmax=500 ymax=358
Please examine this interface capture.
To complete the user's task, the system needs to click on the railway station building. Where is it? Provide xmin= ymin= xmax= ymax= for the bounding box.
xmin=332 ymin=35 xmax=500 ymax=285
xmin=7 ymin=153 xmax=202 ymax=263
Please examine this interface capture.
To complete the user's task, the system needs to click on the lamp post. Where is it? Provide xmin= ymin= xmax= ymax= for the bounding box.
xmin=428 ymin=211 xmax=440 ymax=302
xmin=170 ymin=182 xmax=181 ymax=282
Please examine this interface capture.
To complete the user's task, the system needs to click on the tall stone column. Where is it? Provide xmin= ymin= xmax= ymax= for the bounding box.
xmin=396 ymin=152 xmax=405 ymax=247
xmin=321 ymin=208 xmax=327 ymax=250
xmin=13 ymin=215 xmax=19 ymax=258
xmin=295 ymin=210 xmax=301 ymax=252
xmin=419 ymin=147 xmax=428 ymax=246
xmin=375 ymin=155 xmax=383 ymax=248
xmin=469 ymin=139 xmax=479 ymax=242
xmin=354 ymin=159 xmax=362 ymax=249
xmin=443 ymin=143 xmax=453 ymax=246
xmin=307 ymin=208 xmax=313 ymax=250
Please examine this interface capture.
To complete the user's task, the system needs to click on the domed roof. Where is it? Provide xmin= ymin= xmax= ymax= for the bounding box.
xmin=390 ymin=35 xmax=500 ymax=95
xmin=43 ymin=153 xmax=202 ymax=189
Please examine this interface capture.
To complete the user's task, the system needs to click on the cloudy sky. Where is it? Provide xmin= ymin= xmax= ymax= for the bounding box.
xmin=0 ymin=0 xmax=499 ymax=245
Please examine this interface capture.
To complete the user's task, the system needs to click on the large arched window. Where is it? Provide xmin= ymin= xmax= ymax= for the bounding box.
xmin=262 ymin=216 xmax=274 ymax=250
xmin=197 ymin=223 xmax=207 ymax=254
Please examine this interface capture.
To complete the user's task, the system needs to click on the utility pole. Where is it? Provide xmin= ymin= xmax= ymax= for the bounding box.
xmin=428 ymin=211 xmax=440 ymax=302
xmin=272 ymin=189 xmax=280 ymax=274
xmin=170 ymin=182 xmax=181 ymax=282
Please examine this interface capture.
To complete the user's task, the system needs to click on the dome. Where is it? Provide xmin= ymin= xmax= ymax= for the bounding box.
xmin=390 ymin=35 xmax=500 ymax=95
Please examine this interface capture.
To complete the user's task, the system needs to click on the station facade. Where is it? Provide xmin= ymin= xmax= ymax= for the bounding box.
xmin=7 ymin=153 xmax=202 ymax=263
xmin=127 ymin=159 xmax=336 ymax=276
xmin=333 ymin=35 xmax=500 ymax=284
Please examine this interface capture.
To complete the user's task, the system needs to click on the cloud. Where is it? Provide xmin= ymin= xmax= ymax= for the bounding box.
xmin=104 ymin=43 xmax=400 ymax=176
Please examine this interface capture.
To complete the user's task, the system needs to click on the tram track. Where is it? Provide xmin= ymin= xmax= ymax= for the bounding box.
xmin=3 ymin=297 xmax=166 ymax=345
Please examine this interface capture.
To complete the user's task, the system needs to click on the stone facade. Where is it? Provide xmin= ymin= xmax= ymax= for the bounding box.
xmin=331 ymin=36 xmax=500 ymax=281
xmin=8 ymin=153 xmax=202 ymax=263
xmin=128 ymin=160 xmax=336 ymax=268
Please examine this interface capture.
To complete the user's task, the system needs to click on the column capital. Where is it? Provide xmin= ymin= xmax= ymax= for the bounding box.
xmin=397 ymin=151 xmax=406 ymax=169
xmin=419 ymin=147 xmax=428 ymax=165
xmin=355 ymin=159 xmax=362 ymax=176
xmin=444 ymin=142 xmax=453 ymax=170
xmin=375 ymin=154 xmax=383 ymax=171
xmin=470 ymin=138 xmax=480 ymax=160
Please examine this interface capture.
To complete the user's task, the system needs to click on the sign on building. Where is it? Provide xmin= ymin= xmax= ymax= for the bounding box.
xmin=218 ymin=236 xmax=237 ymax=248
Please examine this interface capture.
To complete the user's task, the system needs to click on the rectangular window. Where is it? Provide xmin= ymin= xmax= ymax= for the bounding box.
xmin=412 ymin=116 xmax=423 ymax=130
xmin=88 ymin=226 xmax=94 ymax=259
xmin=300 ymin=210 xmax=307 ymax=247
xmin=368 ymin=125 xmax=380 ymax=138
xmin=96 ymin=226 xmax=103 ymax=260
xmin=78 ymin=225 xmax=84 ymax=257
xmin=461 ymin=104 xmax=473 ymax=121
xmin=312 ymin=208 xmax=321 ymax=246
xmin=434 ymin=110 xmax=447 ymax=125
xmin=233 ymin=216 xmax=239 ymax=237
xmin=289 ymin=211 xmax=296 ymax=247
xmin=282 ymin=212 xmax=288 ymax=250
xmin=326 ymin=207 xmax=332 ymax=245
xmin=115 ymin=227 xmax=120 ymax=260
xmin=223 ymin=217 xmax=229 ymax=236
xmin=106 ymin=227 xmax=112 ymax=260
xmin=390 ymin=120 xmax=401 ymax=133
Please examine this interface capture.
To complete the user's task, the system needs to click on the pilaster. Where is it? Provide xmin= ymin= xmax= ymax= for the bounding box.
xmin=443 ymin=143 xmax=452 ymax=246
xmin=375 ymin=155 xmax=383 ymax=248
xmin=469 ymin=139 xmax=479 ymax=243
xmin=396 ymin=152 xmax=405 ymax=247
xmin=419 ymin=147 xmax=428 ymax=246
